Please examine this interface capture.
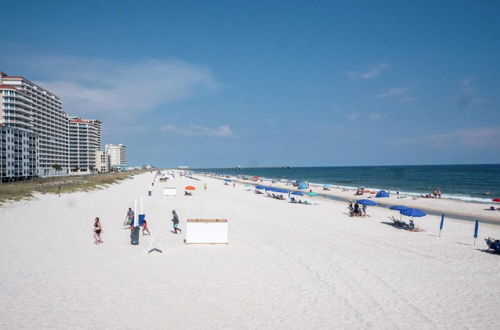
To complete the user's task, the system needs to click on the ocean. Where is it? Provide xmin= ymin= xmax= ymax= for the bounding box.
xmin=192 ymin=164 xmax=500 ymax=203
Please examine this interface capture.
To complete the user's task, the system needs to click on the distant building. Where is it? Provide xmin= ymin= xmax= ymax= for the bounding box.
xmin=68 ymin=117 xmax=102 ymax=174
xmin=105 ymin=144 xmax=127 ymax=169
xmin=95 ymin=150 xmax=111 ymax=173
xmin=0 ymin=72 xmax=69 ymax=177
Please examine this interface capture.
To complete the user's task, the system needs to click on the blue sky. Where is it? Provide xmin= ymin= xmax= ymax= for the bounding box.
xmin=1 ymin=0 xmax=499 ymax=167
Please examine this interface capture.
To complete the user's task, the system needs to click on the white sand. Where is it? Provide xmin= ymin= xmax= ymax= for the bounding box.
xmin=1 ymin=172 xmax=500 ymax=329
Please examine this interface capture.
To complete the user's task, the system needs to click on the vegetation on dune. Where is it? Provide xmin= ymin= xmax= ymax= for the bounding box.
xmin=0 ymin=170 xmax=147 ymax=205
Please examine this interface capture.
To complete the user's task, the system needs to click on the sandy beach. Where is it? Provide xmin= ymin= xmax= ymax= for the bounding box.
xmin=220 ymin=175 xmax=500 ymax=225
xmin=1 ymin=171 xmax=500 ymax=329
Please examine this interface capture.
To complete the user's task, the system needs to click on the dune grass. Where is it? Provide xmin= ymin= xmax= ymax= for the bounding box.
xmin=0 ymin=170 xmax=147 ymax=205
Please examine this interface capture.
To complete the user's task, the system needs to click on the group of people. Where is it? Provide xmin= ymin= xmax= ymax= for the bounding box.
xmin=348 ymin=201 xmax=367 ymax=217
xmin=92 ymin=208 xmax=183 ymax=244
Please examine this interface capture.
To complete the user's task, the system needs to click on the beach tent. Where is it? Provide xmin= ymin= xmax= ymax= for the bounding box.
xmin=376 ymin=190 xmax=389 ymax=198
xmin=298 ymin=183 xmax=308 ymax=190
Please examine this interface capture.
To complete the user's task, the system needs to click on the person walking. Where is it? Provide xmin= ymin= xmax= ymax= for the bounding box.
xmin=93 ymin=217 xmax=103 ymax=244
xmin=204 ymin=183 xmax=207 ymax=190
xmin=172 ymin=210 xmax=182 ymax=234
xmin=125 ymin=207 xmax=134 ymax=226
xmin=142 ymin=220 xmax=151 ymax=236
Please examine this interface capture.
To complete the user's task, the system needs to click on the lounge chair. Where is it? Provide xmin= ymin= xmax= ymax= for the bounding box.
xmin=485 ymin=237 xmax=500 ymax=253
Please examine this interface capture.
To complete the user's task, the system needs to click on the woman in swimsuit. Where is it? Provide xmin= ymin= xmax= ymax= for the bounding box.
xmin=93 ymin=217 xmax=103 ymax=244
xmin=142 ymin=220 xmax=151 ymax=236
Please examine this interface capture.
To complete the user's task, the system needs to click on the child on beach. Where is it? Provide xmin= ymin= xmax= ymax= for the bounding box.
xmin=172 ymin=210 xmax=182 ymax=234
xmin=93 ymin=217 xmax=103 ymax=244
xmin=142 ymin=220 xmax=150 ymax=236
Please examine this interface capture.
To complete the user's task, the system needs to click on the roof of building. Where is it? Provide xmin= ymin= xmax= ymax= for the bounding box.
xmin=70 ymin=118 xmax=91 ymax=124
xmin=0 ymin=85 xmax=18 ymax=90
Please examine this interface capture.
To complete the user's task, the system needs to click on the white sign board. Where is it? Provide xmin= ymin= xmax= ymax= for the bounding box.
xmin=162 ymin=187 xmax=177 ymax=196
xmin=185 ymin=219 xmax=228 ymax=244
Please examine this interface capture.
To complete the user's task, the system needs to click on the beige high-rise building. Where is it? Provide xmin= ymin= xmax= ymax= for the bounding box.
xmin=95 ymin=150 xmax=111 ymax=173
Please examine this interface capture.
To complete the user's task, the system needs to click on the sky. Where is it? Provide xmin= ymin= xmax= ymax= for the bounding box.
xmin=1 ymin=0 xmax=499 ymax=167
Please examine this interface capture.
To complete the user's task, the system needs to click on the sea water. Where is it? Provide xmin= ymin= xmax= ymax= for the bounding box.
xmin=193 ymin=164 xmax=500 ymax=203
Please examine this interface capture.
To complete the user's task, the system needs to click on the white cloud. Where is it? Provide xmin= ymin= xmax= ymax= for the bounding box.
xmin=161 ymin=124 xmax=235 ymax=137
xmin=376 ymin=87 xmax=409 ymax=98
xmin=33 ymin=57 xmax=220 ymax=116
xmin=397 ymin=126 xmax=500 ymax=149
xmin=347 ymin=63 xmax=389 ymax=81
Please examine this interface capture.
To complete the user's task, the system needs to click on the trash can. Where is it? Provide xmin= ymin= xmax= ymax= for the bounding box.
xmin=148 ymin=190 xmax=152 ymax=196
xmin=131 ymin=226 xmax=140 ymax=245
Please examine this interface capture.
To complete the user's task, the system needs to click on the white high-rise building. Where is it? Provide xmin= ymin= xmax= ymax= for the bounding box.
xmin=105 ymin=144 xmax=127 ymax=169
xmin=68 ymin=117 xmax=102 ymax=173
xmin=0 ymin=72 xmax=69 ymax=177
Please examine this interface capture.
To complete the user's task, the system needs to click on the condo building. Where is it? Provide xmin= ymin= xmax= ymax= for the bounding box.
xmin=69 ymin=117 xmax=102 ymax=173
xmin=95 ymin=150 xmax=111 ymax=173
xmin=105 ymin=144 xmax=127 ymax=169
xmin=0 ymin=72 xmax=69 ymax=177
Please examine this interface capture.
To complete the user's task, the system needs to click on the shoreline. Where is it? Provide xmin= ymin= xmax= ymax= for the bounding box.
xmin=199 ymin=173 xmax=500 ymax=225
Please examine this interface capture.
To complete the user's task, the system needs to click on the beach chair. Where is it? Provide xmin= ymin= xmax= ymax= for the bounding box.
xmin=485 ymin=238 xmax=500 ymax=253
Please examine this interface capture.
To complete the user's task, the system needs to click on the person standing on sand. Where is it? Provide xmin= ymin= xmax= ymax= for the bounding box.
xmin=125 ymin=208 xmax=134 ymax=226
xmin=172 ymin=210 xmax=182 ymax=234
xmin=204 ymin=183 xmax=207 ymax=190
xmin=93 ymin=217 xmax=103 ymax=244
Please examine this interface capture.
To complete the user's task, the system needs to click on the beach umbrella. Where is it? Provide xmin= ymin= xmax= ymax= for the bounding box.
xmin=357 ymin=199 xmax=376 ymax=206
xmin=492 ymin=198 xmax=500 ymax=202
xmin=439 ymin=214 xmax=445 ymax=237
xmin=185 ymin=186 xmax=196 ymax=190
xmin=474 ymin=220 xmax=479 ymax=246
xmin=400 ymin=208 xmax=426 ymax=218
xmin=292 ymin=191 xmax=304 ymax=196
xmin=298 ymin=183 xmax=308 ymax=190
xmin=255 ymin=185 xmax=266 ymax=190
xmin=307 ymin=192 xmax=319 ymax=196
xmin=390 ymin=205 xmax=408 ymax=211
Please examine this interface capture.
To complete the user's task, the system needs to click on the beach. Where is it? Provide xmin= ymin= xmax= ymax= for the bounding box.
xmin=1 ymin=172 xmax=500 ymax=329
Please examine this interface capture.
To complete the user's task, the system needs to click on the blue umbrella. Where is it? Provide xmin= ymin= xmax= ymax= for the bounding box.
xmin=357 ymin=199 xmax=376 ymax=206
xmin=474 ymin=220 xmax=479 ymax=246
xmin=298 ymin=183 xmax=308 ymax=190
xmin=439 ymin=214 xmax=445 ymax=237
xmin=292 ymin=191 xmax=304 ymax=196
xmin=400 ymin=208 xmax=426 ymax=217
xmin=255 ymin=185 xmax=266 ymax=190
xmin=390 ymin=205 xmax=408 ymax=211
